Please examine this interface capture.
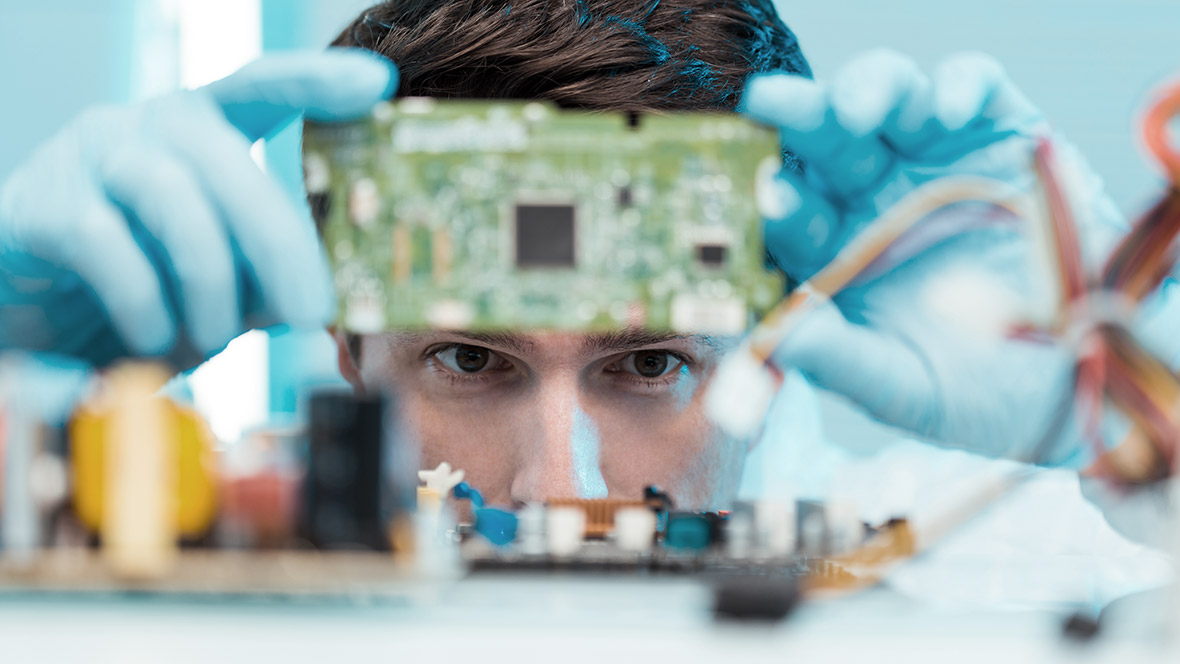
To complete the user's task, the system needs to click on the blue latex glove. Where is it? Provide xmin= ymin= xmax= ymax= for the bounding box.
xmin=0 ymin=50 xmax=397 ymax=367
xmin=742 ymin=50 xmax=1134 ymax=465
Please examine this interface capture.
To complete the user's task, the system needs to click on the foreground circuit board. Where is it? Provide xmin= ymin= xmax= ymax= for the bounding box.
xmin=304 ymin=99 xmax=784 ymax=334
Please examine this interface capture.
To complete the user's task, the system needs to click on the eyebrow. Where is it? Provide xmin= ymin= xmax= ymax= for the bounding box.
xmin=578 ymin=330 xmax=714 ymax=355
xmin=385 ymin=329 xmax=717 ymax=356
xmin=385 ymin=330 xmax=538 ymax=356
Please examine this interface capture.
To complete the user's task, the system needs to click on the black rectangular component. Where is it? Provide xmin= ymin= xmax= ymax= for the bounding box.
xmin=515 ymin=204 xmax=576 ymax=267
xmin=299 ymin=392 xmax=392 ymax=551
xmin=697 ymin=244 xmax=727 ymax=266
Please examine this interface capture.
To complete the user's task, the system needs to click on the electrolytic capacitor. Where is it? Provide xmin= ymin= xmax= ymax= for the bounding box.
xmin=298 ymin=391 xmax=400 ymax=551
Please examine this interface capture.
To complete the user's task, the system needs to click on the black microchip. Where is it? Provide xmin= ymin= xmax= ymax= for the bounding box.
xmin=515 ymin=204 xmax=576 ymax=267
xmin=696 ymin=244 xmax=727 ymax=266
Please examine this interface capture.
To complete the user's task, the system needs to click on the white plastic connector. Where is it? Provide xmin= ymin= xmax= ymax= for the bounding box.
xmin=546 ymin=506 xmax=586 ymax=558
xmin=613 ymin=507 xmax=656 ymax=553
xmin=418 ymin=462 xmax=465 ymax=495
xmin=705 ymin=349 xmax=778 ymax=439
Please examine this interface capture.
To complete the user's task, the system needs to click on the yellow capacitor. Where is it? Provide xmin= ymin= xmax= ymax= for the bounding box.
xmin=71 ymin=375 xmax=218 ymax=539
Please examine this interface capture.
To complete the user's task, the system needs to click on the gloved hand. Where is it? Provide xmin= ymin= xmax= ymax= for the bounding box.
xmin=0 ymin=50 xmax=397 ymax=367
xmin=741 ymin=50 xmax=1135 ymax=465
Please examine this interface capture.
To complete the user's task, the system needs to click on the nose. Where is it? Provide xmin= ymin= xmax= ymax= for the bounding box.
xmin=509 ymin=376 xmax=608 ymax=504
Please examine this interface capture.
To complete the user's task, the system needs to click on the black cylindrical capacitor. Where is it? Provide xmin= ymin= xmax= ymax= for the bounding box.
xmin=299 ymin=391 xmax=401 ymax=551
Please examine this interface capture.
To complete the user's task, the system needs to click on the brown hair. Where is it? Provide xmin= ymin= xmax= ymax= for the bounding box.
xmin=332 ymin=0 xmax=810 ymax=113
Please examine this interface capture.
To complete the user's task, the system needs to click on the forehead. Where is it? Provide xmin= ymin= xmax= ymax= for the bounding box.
xmin=377 ymin=330 xmax=726 ymax=356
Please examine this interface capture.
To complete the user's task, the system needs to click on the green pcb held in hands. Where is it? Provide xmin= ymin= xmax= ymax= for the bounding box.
xmin=304 ymin=98 xmax=784 ymax=334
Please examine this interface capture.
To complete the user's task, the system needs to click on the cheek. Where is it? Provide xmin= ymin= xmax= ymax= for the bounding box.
xmin=593 ymin=389 xmax=745 ymax=511
xmin=397 ymin=391 xmax=527 ymax=507
xmin=359 ymin=350 xmax=525 ymax=506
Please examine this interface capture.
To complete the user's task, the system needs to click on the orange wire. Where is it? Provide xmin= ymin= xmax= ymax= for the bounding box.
xmin=1143 ymin=79 xmax=1180 ymax=185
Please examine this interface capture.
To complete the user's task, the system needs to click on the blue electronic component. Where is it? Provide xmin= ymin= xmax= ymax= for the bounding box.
xmin=453 ymin=482 xmax=485 ymax=509
xmin=664 ymin=512 xmax=711 ymax=550
xmin=475 ymin=508 xmax=517 ymax=546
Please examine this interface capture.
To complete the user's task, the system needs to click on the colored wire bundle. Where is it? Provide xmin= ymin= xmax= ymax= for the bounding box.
xmin=729 ymin=77 xmax=1180 ymax=596
xmin=1036 ymin=79 xmax=1180 ymax=485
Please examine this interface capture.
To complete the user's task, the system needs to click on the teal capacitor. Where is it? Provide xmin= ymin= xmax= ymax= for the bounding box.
xmin=664 ymin=512 xmax=712 ymax=550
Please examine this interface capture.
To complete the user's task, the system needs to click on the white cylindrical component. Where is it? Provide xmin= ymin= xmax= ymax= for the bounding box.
xmin=800 ymin=510 xmax=827 ymax=556
xmin=826 ymin=500 xmax=863 ymax=554
xmin=416 ymin=487 xmax=442 ymax=517
xmin=30 ymin=453 xmax=68 ymax=507
xmin=103 ymin=365 xmax=177 ymax=579
xmin=613 ymin=507 xmax=656 ymax=553
xmin=754 ymin=500 xmax=796 ymax=557
xmin=2 ymin=399 xmax=38 ymax=567
xmin=725 ymin=510 xmax=753 ymax=560
xmin=516 ymin=503 xmax=546 ymax=556
xmin=546 ymin=506 xmax=585 ymax=558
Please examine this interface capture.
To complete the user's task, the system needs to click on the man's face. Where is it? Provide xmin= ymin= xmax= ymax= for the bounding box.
xmin=337 ymin=330 xmax=748 ymax=510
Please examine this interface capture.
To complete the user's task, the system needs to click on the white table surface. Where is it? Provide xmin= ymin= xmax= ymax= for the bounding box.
xmin=0 ymin=573 xmax=1171 ymax=664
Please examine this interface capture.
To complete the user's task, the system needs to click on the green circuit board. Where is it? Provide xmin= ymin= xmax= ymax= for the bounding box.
xmin=303 ymin=98 xmax=784 ymax=334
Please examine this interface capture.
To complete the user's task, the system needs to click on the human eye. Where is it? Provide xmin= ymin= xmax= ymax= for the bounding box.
xmin=426 ymin=343 xmax=513 ymax=383
xmin=604 ymin=349 xmax=692 ymax=389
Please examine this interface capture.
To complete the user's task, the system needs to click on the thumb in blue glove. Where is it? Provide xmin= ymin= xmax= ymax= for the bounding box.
xmin=0 ymin=49 xmax=397 ymax=367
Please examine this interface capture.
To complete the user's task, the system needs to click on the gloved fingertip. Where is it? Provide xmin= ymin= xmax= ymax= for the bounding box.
xmin=933 ymin=53 xmax=998 ymax=132
xmin=278 ymin=274 xmax=336 ymax=331
xmin=929 ymin=103 xmax=967 ymax=133
xmin=377 ymin=56 xmax=400 ymax=100
xmin=830 ymin=91 xmax=886 ymax=137
xmin=301 ymin=48 xmax=399 ymax=119
xmin=742 ymin=74 xmax=826 ymax=132
xmin=329 ymin=47 xmax=400 ymax=99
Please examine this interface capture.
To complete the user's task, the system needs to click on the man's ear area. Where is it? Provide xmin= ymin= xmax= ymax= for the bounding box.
xmin=329 ymin=326 xmax=366 ymax=394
